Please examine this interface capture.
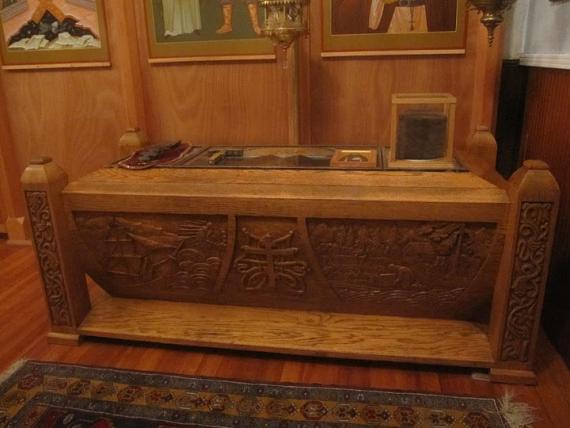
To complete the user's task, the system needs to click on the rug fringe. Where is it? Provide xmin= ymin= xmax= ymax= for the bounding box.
xmin=0 ymin=359 xmax=28 ymax=384
xmin=500 ymin=391 xmax=537 ymax=428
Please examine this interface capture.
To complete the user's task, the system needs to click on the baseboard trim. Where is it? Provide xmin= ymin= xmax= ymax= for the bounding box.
xmin=520 ymin=54 xmax=570 ymax=70
xmin=6 ymin=239 xmax=32 ymax=246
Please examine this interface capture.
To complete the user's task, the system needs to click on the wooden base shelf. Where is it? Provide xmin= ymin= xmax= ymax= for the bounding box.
xmin=79 ymin=297 xmax=494 ymax=369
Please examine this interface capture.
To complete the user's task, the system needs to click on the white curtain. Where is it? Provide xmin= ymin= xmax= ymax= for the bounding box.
xmin=162 ymin=0 xmax=202 ymax=36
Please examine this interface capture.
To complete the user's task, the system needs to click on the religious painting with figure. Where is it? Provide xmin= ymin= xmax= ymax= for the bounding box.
xmin=322 ymin=0 xmax=467 ymax=56
xmin=146 ymin=0 xmax=274 ymax=62
xmin=0 ymin=0 xmax=109 ymax=67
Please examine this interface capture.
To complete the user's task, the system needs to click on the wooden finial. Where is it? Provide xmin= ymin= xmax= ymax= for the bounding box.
xmin=523 ymin=160 xmax=549 ymax=171
xmin=119 ymin=128 xmax=148 ymax=158
xmin=30 ymin=156 xmax=53 ymax=165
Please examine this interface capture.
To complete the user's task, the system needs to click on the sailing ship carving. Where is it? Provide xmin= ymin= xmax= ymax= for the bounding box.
xmin=104 ymin=217 xmax=180 ymax=281
xmin=74 ymin=214 xmax=227 ymax=294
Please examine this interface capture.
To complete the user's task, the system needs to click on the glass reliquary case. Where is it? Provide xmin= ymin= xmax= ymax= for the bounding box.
xmin=117 ymin=93 xmax=461 ymax=172
xmin=117 ymin=144 xmax=464 ymax=171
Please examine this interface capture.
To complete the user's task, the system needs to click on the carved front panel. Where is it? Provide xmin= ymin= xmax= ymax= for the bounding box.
xmin=74 ymin=213 xmax=505 ymax=319
xmin=74 ymin=213 xmax=228 ymax=300
xmin=308 ymin=219 xmax=503 ymax=319
xmin=26 ymin=191 xmax=72 ymax=327
xmin=502 ymin=203 xmax=553 ymax=362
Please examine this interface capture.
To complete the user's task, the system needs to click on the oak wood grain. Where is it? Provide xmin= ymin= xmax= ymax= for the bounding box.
xmin=0 ymin=0 xmax=130 ymax=183
xmin=307 ymin=6 xmax=502 ymax=148
xmin=21 ymin=160 xmax=91 ymax=332
xmin=1 ymin=242 xmax=569 ymax=427
xmin=78 ymin=296 xmax=494 ymax=368
xmin=62 ymin=167 xmax=509 ymax=223
xmin=132 ymin=2 xmax=289 ymax=147
xmin=0 ymin=72 xmax=25 ymax=228
xmin=488 ymin=161 xmax=560 ymax=374
xmin=24 ymin=152 xmax=561 ymax=383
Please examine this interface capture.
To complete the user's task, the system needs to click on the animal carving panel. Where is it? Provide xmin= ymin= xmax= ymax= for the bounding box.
xmin=74 ymin=213 xmax=227 ymax=299
xmin=308 ymin=219 xmax=502 ymax=318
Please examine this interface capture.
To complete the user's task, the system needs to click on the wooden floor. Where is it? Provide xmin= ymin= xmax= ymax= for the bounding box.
xmin=1 ymin=242 xmax=569 ymax=427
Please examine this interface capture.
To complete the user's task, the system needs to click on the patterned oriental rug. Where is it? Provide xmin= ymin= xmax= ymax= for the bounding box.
xmin=0 ymin=361 xmax=528 ymax=428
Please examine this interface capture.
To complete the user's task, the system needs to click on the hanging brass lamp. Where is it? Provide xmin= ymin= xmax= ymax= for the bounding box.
xmin=259 ymin=0 xmax=309 ymax=64
xmin=468 ymin=0 xmax=517 ymax=46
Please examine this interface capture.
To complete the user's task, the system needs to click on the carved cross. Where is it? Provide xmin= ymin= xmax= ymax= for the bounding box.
xmin=236 ymin=228 xmax=308 ymax=294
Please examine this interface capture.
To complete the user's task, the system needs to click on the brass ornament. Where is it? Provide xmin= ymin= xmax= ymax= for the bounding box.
xmin=259 ymin=0 xmax=309 ymax=62
xmin=468 ymin=0 xmax=517 ymax=46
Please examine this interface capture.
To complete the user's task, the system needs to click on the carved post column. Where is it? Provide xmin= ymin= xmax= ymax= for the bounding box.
xmin=21 ymin=158 xmax=91 ymax=345
xmin=489 ymin=160 xmax=560 ymax=384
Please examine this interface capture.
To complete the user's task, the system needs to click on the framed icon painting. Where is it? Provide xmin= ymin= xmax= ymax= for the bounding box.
xmin=322 ymin=0 xmax=468 ymax=57
xmin=0 ymin=0 xmax=109 ymax=69
xmin=145 ymin=0 xmax=274 ymax=63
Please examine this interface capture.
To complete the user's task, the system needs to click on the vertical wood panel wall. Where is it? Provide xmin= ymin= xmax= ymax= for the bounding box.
xmin=0 ymin=1 xmax=129 ymax=181
xmin=307 ymin=4 xmax=502 ymax=147
xmin=521 ymin=67 xmax=570 ymax=365
xmin=0 ymin=201 xmax=5 ymax=232
xmin=0 ymin=2 xmax=501 ymax=205
xmin=0 ymin=71 xmax=24 ymax=235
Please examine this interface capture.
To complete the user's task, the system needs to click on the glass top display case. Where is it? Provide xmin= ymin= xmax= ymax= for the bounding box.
xmin=181 ymin=146 xmax=378 ymax=169
xmin=117 ymin=144 xmax=465 ymax=171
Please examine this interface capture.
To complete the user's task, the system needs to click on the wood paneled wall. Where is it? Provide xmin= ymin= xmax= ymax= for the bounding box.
xmin=0 ymin=1 xmax=502 ymax=223
xmin=131 ymin=0 xmax=290 ymax=147
xmin=0 ymin=202 xmax=5 ymax=232
xmin=1 ymin=2 xmax=129 ymax=181
xmin=521 ymin=67 xmax=570 ymax=366
xmin=0 ymin=71 xmax=24 ymax=234
xmin=306 ymin=3 xmax=502 ymax=147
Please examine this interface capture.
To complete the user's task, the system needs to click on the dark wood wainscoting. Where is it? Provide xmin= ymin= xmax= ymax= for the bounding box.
xmin=521 ymin=67 xmax=570 ymax=367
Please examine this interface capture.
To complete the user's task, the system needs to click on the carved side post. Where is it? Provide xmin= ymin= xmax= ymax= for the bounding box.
xmin=489 ymin=160 xmax=560 ymax=384
xmin=21 ymin=158 xmax=91 ymax=346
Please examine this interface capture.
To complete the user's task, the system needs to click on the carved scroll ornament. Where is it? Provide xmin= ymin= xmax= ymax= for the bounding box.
xmin=25 ymin=191 xmax=72 ymax=327
xmin=502 ymin=202 xmax=553 ymax=362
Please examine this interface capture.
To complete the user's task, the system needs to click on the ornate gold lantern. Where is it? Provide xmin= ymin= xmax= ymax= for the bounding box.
xmin=468 ymin=0 xmax=517 ymax=46
xmin=259 ymin=0 xmax=309 ymax=64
